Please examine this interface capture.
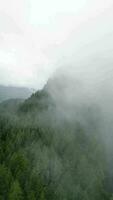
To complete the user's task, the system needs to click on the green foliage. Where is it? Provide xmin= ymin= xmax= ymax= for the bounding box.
xmin=9 ymin=180 xmax=23 ymax=200
xmin=27 ymin=191 xmax=36 ymax=200
xmin=110 ymin=195 xmax=113 ymax=200
xmin=0 ymin=89 xmax=112 ymax=199
xmin=9 ymin=152 xmax=28 ymax=179
xmin=0 ymin=165 xmax=12 ymax=199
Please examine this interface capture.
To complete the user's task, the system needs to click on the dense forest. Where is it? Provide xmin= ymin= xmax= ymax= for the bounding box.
xmin=0 ymin=81 xmax=113 ymax=200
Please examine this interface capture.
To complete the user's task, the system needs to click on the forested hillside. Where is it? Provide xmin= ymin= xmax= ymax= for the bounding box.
xmin=0 ymin=83 xmax=113 ymax=200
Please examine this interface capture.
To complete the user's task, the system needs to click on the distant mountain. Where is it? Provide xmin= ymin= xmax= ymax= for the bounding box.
xmin=0 ymin=85 xmax=33 ymax=103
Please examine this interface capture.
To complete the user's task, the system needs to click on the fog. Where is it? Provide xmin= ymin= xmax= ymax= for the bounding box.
xmin=1 ymin=2 xmax=113 ymax=198
xmin=0 ymin=0 xmax=113 ymax=89
xmin=0 ymin=0 xmax=113 ymax=152
xmin=0 ymin=0 xmax=113 ymax=149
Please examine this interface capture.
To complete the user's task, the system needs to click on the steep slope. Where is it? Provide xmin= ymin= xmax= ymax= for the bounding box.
xmin=0 ymin=79 xmax=111 ymax=200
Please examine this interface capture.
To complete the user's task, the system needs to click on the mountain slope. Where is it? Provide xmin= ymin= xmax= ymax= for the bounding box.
xmin=0 ymin=80 xmax=112 ymax=200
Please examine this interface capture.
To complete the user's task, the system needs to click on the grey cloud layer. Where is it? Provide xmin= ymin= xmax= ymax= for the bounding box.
xmin=0 ymin=0 xmax=113 ymax=89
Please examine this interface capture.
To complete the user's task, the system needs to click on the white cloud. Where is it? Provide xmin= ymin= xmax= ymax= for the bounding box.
xmin=0 ymin=0 xmax=113 ymax=89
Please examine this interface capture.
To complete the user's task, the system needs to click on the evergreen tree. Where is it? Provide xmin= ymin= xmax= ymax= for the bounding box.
xmin=9 ymin=180 xmax=23 ymax=200
xmin=0 ymin=164 xmax=12 ymax=199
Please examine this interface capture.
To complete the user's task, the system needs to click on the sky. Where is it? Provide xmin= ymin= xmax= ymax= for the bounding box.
xmin=0 ymin=0 xmax=113 ymax=89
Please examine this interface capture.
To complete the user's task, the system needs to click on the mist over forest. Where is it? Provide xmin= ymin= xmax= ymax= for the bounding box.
xmin=0 ymin=70 xmax=113 ymax=199
xmin=0 ymin=0 xmax=113 ymax=199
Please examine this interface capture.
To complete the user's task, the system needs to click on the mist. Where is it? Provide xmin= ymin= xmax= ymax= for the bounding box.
xmin=1 ymin=1 xmax=113 ymax=199
xmin=0 ymin=0 xmax=113 ymax=89
xmin=1 ymin=0 xmax=113 ymax=162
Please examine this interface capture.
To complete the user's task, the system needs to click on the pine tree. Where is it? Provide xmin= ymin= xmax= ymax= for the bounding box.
xmin=9 ymin=180 xmax=23 ymax=200
xmin=0 ymin=164 xmax=12 ymax=199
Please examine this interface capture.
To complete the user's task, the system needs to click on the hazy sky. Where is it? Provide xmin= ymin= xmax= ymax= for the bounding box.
xmin=0 ymin=0 xmax=113 ymax=89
